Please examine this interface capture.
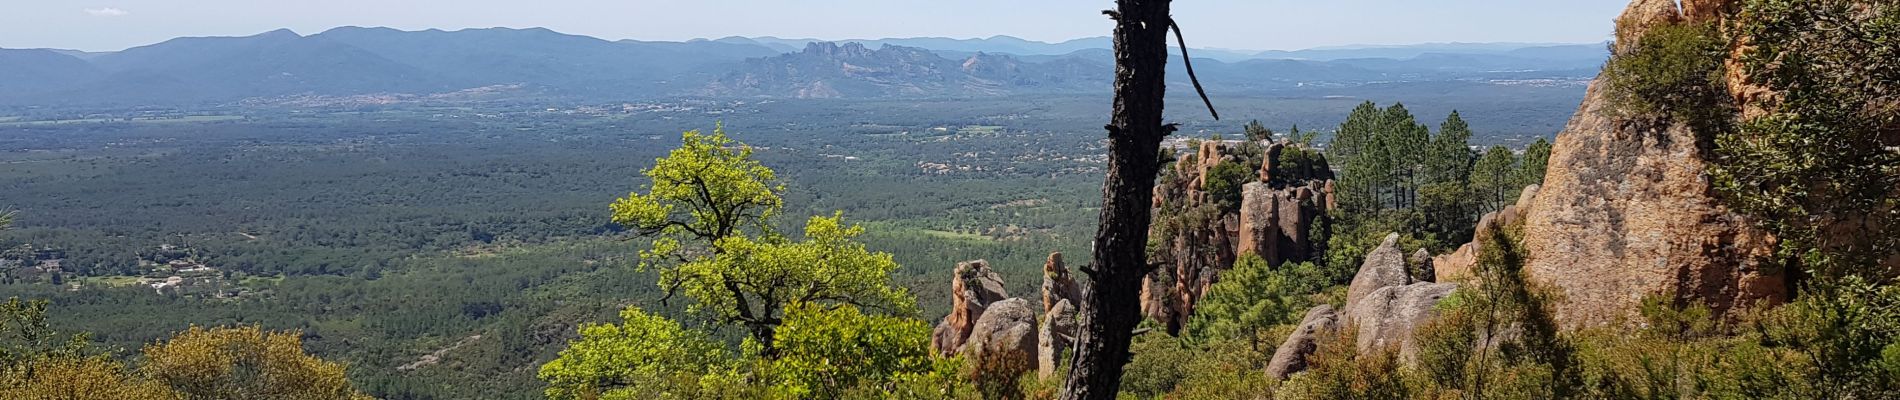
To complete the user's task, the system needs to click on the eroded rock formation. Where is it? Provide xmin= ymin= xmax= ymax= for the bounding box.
xmin=931 ymin=260 xmax=1011 ymax=355
xmin=1041 ymin=252 xmax=1080 ymax=316
xmin=1511 ymin=0 xmax=1787 ymax=328
xmin=1144 ymin=139 xmax=1334 ymax=333
xmin=1037 ymin=299 xmax=1077 ymax=380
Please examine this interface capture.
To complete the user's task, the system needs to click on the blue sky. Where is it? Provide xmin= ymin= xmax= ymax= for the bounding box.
xmin=6 ymin=1 xmax=1627 ymax=52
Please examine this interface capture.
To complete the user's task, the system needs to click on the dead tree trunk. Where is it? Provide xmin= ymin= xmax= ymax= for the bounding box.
xmin=1060 ymin=1 xmax=1172 ymax=399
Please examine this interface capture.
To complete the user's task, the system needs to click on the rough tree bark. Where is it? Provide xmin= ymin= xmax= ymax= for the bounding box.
xmin=1060 ymin=0 xmax=1172 ymax=399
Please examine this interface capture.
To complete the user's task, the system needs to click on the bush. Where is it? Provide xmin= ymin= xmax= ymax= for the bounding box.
xmin=1602 ymin=20 xmax=1730 ymax=131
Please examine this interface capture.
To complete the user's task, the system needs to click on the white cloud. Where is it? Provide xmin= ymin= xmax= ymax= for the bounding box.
xmin=84 ymin=7 xmax=129 ymax=17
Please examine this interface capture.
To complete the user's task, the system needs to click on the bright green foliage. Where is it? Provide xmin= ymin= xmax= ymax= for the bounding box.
xmin=1186 ymin=255 xmax=1324 ymax=350
xmin=538 ymin=307 xmax=730 ymax=400
xmin=1120 ymin=332 xmax=1198 ymax=399
xmin=842 ymin=356 xmax=979 ymax=400
xmin=767 ymin=303 xmax=934 ymax=398
xmin=674 ymin=213 xmax=915 ymax=353
xmin=1470 ymin=145 xmax=1521 ymax=214
xmin=609 ymin=127 xmax=911 ymax=355
xmin=611 ymin=125 xmax=784 ymax=267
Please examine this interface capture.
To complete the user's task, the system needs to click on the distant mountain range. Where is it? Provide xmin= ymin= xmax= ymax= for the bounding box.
xmin=0 ymin=28 xmax=1608 ymax=106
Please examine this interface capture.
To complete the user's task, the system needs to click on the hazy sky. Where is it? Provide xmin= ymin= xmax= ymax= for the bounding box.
xmin=5 ymin=1 xmax=1628 ymax=52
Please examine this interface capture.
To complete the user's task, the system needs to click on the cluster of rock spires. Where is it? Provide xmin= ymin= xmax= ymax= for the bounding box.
xmin=929 ymin=254 xmax=1085 ymax=381
xmin=1269 ymin=0 xmax=1819 ymax=379
xmin=1269 ymin=2 xmax=1788 ymax=376
xmin=1142 ymin=139 xmax=1336 ymax=333
xmin=932 ymin=0 xmax=1893 ymax=384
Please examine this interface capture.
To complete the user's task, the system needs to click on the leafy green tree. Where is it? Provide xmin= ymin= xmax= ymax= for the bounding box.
xmin=1418 ymin=112 xmax=1479 ymax=247
xmin=1383 ymin=104 xmax=1431 ymax=210
xmin=612 ymin=125 xmax=783 ymax=256
xmin=675 ymin=213 xmax=915 ymax=355
xmin=538 ymin=307 xmax=731 ymax=400
xmin=610 ymin=127 xmax=911 ymax=355
xmin=767 ymin=303 xmax=934 ymax=398
xmin=1185 ymin=255 xmax=1324 ymax=351
xmin=1331 ymin=102 xmax=1384 ymax=212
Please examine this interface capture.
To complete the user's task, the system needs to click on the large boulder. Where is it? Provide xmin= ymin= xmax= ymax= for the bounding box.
xmin=931 ymin=260 xmax=1011 ymax=355
xmin=1346 ymin=233 xmax=1411 ymax=310
xmin=964 ymin=298 xmax=1038 ymax=383
xmin=1266 ymin=304 xmax=1339 ymax=380
xmin=1037 ymin=299 xmax=1078 ymax=380
xmin=1519 ymin=4 xmax=1788 ymax=326
xmin=1349 ymin=282 xmax=1460 ymax=361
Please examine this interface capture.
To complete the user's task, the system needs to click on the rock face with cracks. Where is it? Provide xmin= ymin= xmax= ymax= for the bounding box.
xmin=1514 ymin=0 xmax=1787 ymax=328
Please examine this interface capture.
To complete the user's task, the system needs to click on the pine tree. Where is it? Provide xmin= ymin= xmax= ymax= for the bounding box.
xmin=1470 ymin=146 xmax=1521 ymax=214
xmin=1521 ymin=137 xmax=1552 ymax=187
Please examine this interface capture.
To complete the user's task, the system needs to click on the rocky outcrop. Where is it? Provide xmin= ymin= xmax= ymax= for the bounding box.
xmin=1435 ymin=185 xmax=1540 ymax=282
xmin=1037 ymin=299 xmax=1077 ymax=380
xmin=931 ymin=260 xmax=1011 ymax=355
xmin=1041 ymin=252 xmax=1080 ymax=316
xmin=1513 ymin=0 xmax=1787 ymax=328
xmin=1145 ymin=139 xmax=1333 ymax=333
xmin=1346 ymin=234 xmax=1411 ymax=309
xmin=964 ymin=298 xmax=1038 ymax=382
xmin=1238 ymin=181 xmax=1327 ymax=267
xmin=1335 ymin=233 xmax=1459 ymax=360
xmin=1266 ymin=305 xmax=1339 ymax=380
xmin=1349 ymin=282 xmax=1459 ymax=361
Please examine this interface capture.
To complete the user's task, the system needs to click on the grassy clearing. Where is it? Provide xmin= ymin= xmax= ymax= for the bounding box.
xmin=919 ymin=229 xmax=993 ymax=241
xmin=77 ymin=275 xmax=145 ymax=287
